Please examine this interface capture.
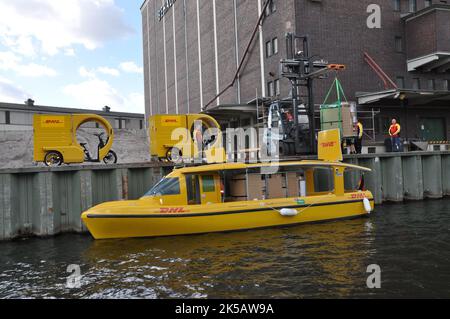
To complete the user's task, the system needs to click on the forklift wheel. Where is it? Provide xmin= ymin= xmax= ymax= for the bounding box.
xmin=44 ymin=151 xmax=63 ymax=167
xmin=166 ymin=147 xmax=182 ymax=163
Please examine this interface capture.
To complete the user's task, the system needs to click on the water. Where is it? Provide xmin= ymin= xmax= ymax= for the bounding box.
xmin=1 ymin=199 xmax=450 ymax=299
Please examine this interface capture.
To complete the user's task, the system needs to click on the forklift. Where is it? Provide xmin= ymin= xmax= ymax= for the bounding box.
xmin=265 ymin=33 xmax=346 ymax=156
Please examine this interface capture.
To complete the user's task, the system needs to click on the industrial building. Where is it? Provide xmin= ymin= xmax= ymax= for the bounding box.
xmin=141 ymin=0 xmax=450 ymax=143
xmin=0 ymin=100 xmax=145 ymax=131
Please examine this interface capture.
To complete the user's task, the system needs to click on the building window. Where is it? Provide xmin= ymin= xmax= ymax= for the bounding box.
xmin=5 ymin=111 xmax=10 ymax=124
xmin=396 ymin=76 xmax=405 ymax=88
xmin=274 ymin=79 xmax=280 ymax=96
xmin=412 ymin=78 xmax=421 ymax=90
xmin=409 ymin=0 xmax=417 ymax=12
xmin=266 ymin=40 xmax=272 ymax=58
xmin=393 ymin=0 xmax=401 ymax=11
xmin=115 ymin=118 xmax=125 ymax=129
xmin=273 ymin=37 xmax=278 ymax=55
xmin=428 ymin=79 xmax=436 ymax=90
xmin=265 ymin=0 xmax=276 ymax=16
xmin=424 ymin=0 xmax=432 ymax=7
xmin=266 ymin=37 xmax=278 ymax=57
xmin=395 ymin=36 xmax=403 ymax=52
xmin=267 ymin=81 xmax=275 ymax=97
xmin=445 ymin=79 xmax=450 ymax=91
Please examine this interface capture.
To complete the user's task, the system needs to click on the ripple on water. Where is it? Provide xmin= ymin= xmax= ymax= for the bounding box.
xmin=0 ymin=199 xmax=450 ymax=298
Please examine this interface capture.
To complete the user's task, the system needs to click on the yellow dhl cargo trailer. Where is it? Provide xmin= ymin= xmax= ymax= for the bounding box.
xmin=33 ymin=114 xmax=116 ymax=166
xmin=149 ymin=114 xmax=225 ymax=163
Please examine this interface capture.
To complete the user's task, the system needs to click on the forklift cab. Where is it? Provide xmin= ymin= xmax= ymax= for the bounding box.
xmin=266 ymin=101 xmax=312 ymax=156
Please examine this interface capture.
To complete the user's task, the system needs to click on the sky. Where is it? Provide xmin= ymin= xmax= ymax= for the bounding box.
xmin=0 ymin=0 xmax=145 ymax=114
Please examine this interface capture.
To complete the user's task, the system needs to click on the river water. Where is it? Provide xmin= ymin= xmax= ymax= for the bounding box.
xmin=1 ymin=199 xmax=449 ymax=299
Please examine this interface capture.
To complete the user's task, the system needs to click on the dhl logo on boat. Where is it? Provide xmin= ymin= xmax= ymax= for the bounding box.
xmin=320 ymin=141 xmax=336 ymax=148
xmin=160 ymin=207 xmax=189 ymax=213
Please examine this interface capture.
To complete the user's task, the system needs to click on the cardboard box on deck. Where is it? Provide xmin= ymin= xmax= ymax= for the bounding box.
xmin=229 ymin=174 xmax=265 ymax=199
xmin=286 ymin=172 xmax=300 ymax=197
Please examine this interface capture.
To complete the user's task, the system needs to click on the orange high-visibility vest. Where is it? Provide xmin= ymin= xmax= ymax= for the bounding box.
xmin=389 ymin=123 xmax=401 ymax=137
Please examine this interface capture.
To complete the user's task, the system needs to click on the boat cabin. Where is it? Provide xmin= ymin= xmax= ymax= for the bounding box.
xmin=143 ymin=161 xmax=370 ymax=206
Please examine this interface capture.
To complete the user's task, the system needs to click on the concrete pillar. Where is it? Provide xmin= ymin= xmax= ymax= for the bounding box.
xmin=35 ymin=172 xmax=54 ymax=236
xmin=127 ymin=168 xmax=155 ymax=200
xmin=91 ymin=169 xmax=119 ymax=206
xmin=422 ymin=155 xmax=443 ymax=199
xmin=114 ymin=168 xmax=127 ymax=200
xmin=79 ymin=170 xmax=93 ymax=232
xmin=51 ymin=171 xmax=85 ymax=233
xmin=442 ymin=155 xmax=450 ymax=196
xmin=381 ymin=156 xmax=403 ymax=202
xmin=10 ymin=174 xmax=36 ymax=238
xmin=358 ymin=157 xmax=383 ymax=204
xmin=402 ymin=155 xmax=424 ymax=200
xmin=0 ymin=174 xmax=13 ymax=240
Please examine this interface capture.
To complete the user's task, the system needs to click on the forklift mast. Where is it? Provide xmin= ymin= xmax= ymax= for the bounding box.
xmin=278 ymin=33 xmax=345 ymax=155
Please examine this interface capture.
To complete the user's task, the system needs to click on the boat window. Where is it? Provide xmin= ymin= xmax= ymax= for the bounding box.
xmin=144 ymin=177 xmax=180 ymax=196
xmin=186 ymin=174 xmax=201 ymax=205
xmin=344 ymin=168 xmax=364 ymax=191
xmin=202 ymin=175 xmax=215 ymax=193
xmin=313 ymin=167 xmax=335 ymax=193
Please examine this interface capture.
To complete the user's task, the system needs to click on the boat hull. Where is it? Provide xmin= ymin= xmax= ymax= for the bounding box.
xmin=82 ymin=197 xmax=374 ymax=239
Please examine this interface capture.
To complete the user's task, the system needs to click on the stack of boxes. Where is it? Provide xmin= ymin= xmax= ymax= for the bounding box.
xmin=228 ymin=172 xmax=302 ymax=201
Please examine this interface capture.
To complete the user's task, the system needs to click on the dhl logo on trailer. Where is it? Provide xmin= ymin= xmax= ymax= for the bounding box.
xmin=40 ymin=116 xmax=66 ymax=128
xmin=160 ymin=116 xmax=182 ymax=127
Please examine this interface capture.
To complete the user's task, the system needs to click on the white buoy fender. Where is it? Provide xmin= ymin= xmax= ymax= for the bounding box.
xmin=280 ymin=208 xmax=298 ymax=217
xmin=363 ymin=198 xmax=372 ymax=213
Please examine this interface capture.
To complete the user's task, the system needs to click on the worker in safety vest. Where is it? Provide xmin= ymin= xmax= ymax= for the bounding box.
xmin=389 ymin=118 xmax=401 ymax=152
xmin=354 ymin=121 xmax=363 ymax=154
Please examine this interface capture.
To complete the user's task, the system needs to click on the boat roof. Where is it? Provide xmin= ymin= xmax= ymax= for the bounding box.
xmin=173 ymin=160 xmax=371 ymax=174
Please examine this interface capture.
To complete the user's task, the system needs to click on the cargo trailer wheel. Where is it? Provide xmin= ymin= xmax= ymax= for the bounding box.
xmin=166 ymin=147 xmax=182 ymax=163
xmin=44 ymin=151 xmax=63 ymax=167
xmin=103 ymin=150 xmax=118 ymax=165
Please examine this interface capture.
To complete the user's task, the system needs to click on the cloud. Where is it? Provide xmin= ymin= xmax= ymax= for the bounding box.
xmin=64 ymin=48 xmax=76 ymax=57
xmin=63 ymin=78 xmax=124 ymax=108
xmin=97 ymin=67 xmax=120 ymax=77
xmin=119 ymin=61 xmax=143 ymax=74
xmin=0 ymin=51 xmax=57 ymax=77
xmin=79 ymin=66 xmax=120 ymax=78
xmin=63 ymin=78 xmax=144 ymax=113
xmin=0 ymin=0 xmax=134 ymax=57
xmin=79 ymin=66 xmax=96 ymax=78
xmin=0 ymin=76 xmax=30 ymax=103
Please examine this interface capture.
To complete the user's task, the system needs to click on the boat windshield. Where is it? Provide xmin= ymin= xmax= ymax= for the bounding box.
xmin=144 ymin=177 xmax=180 ymax=197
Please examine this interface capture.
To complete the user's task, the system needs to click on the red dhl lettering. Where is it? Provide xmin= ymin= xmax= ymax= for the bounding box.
xmin=351 ymin=193 xmax=366 ymax=199
xmin=321 ymin=142 xmax=336 ymax=148
xmin=160 ymin=207 xmax=188 ymax=213
xmin=45 ymin=120 xmax=63 ymax=124
xmin=164 ymin=119 xmax=178 ymax=123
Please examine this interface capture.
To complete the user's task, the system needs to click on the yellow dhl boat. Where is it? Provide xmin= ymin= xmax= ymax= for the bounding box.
xmin=81 ymin=130 xmax=374 ymax=239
